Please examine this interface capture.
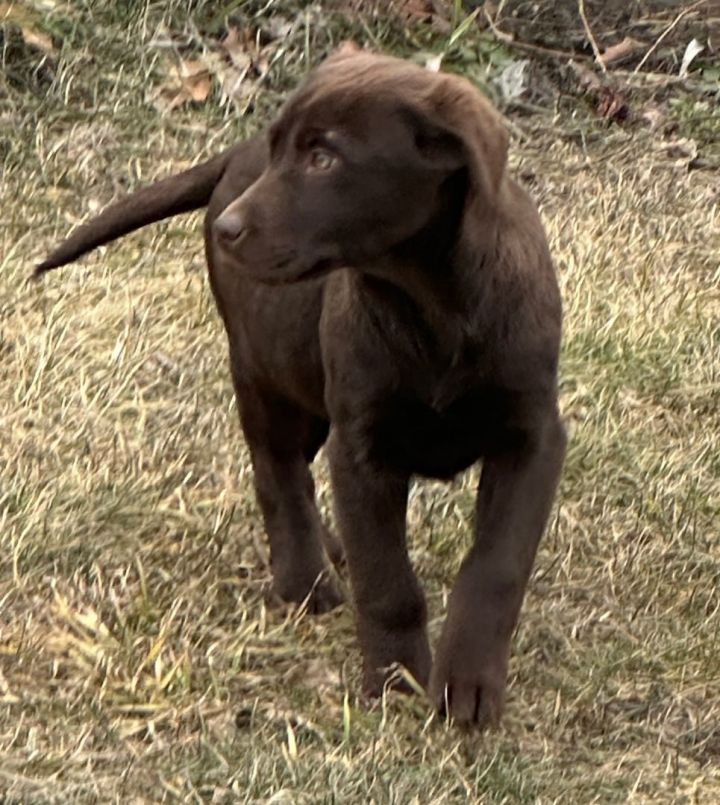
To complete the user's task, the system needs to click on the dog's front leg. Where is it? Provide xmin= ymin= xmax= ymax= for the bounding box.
xmin=327 ymin=428 xmax=432 ymax=695
xmin=430 ymin=411 xmax=567 ymax=727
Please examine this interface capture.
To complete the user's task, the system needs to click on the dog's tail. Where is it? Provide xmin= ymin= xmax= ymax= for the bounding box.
xmin=34 ymin=142 xmax=243 ymax=277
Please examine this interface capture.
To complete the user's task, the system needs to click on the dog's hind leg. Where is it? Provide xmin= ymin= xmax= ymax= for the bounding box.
xmin=234 ymin=381 xmax=343 ymax=614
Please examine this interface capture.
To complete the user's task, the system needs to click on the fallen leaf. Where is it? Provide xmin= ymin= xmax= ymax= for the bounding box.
xmin=188 ymin=76 xmax=212 ymax=103
xmin=679 ymin=38 xmax=704 ymax=78
xmin=659 ymin=137 xmax=698 ymax=165
xmin=20 ymin=26 xmax=54 ymax=53
xmin=303 ymin=658 xmax=341 ymax=692
xmin=595 ymin=87 xmax=629 ymax=122
xmin=178 ymin=60 xmax=212 ymax=103
xmin=640 ymin=102 xmax=666 ymax=131
xmin=151 ymin=58 xmax=212 ymax=113
xmin=335 ymin=40 xmax=361 ymax=57
xmin=262 ymin=15 xmax=293 ymax=41
xmin=0 ymin=2 xmax=33 ymax=25
xmin=388 ymin=0 xmax=452 ymax=34
xmin=497 ymin=58 xmax=529 ymax=102
xmin=0 ymin=2 xmax=55 ymax=53
xmin=204 ymin=51 xmax=254 ymax=110
xmin=397 ymin=0 xmax=436 ymax=22
xmin=221 ymin=26 xmax=253 ymax=73
xmin=424 ymin=52 xmax=443 ymax=72
xmin=569 ymin=60 xmax=602 ymax=93
xmin=206 ymin=58 xmax=246 ymax=107
xmin=208 ymin=24 xmax=274 ymax=110
xmin=569 ymin=62 xmax=629 ymax=123
xmin=482 ymin=1 xmax=499 ymax=22
xmin=599 ymin=37 xmax=643 ymax=67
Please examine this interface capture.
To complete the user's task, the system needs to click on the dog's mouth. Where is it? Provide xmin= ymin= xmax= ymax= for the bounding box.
xmin=238 ymin=256 xmax=343 ymax=285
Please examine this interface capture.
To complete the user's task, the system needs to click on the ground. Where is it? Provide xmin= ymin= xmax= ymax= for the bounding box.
xmin=1 ymin=1 xmax=719 ymax=802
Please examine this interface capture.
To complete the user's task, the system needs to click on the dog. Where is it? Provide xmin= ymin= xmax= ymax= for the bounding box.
xmin=36 ymin=49 xmax=566 ymax=728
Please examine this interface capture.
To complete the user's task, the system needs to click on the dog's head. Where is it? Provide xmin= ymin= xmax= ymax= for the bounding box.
xmin=214 ymin=50 xmax=508 ymax=283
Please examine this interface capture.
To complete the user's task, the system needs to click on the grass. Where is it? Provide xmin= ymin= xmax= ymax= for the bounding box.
xmin=2 ymin=1 xmax=719 ymax=801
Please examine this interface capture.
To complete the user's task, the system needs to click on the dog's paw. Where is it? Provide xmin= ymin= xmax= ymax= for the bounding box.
xmin=306 ymin=575 xmax=344 ymax=613
xmin=319 ymin=526 xmax=346 ymax=570
xmin=360 ymin=624 xmax=432 ymax=697
xmin=429 ymin=649 xmax=507 ymax=728
xmin=270 ymin=571 xmax=344 ymax=614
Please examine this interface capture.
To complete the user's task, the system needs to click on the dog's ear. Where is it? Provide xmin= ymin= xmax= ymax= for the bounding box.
xmin=400 ymin=106 xmax=466 ymax=173
xmin=417 ymin=74 xmax=509 ymax=204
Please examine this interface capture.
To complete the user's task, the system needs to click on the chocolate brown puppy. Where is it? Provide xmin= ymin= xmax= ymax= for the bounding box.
xmin=36 ymin=50 xmax=566 ymax=728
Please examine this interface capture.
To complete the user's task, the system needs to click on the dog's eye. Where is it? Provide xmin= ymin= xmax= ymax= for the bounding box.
xmin=308 ymin=148 xmax=337 ymax=172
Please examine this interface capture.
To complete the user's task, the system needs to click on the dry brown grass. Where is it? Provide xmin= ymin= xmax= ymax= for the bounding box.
xmin=2 ymin=1 xmax=719 ymax=802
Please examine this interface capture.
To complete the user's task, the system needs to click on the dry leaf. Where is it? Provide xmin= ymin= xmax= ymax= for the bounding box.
xmin=20 ymin=26 xmax=54 ymax=53
xmin=0 ymin=2 xmax=55 ymax=53
xmin=569 ymin=60 xmax=602 ymax=93
xmin=263 ymin=15 xmax=293 ymax=41
xmin=335 ymin=40 xmax=361 ymax=57
xmin=679 ymin=38 xmax=704 ymax=78
xmin=206 ymin=51 xmax=252 ymax=108
xmin=599 ymin=37 xmax=643 ymax=67
xmin=424 ymin=52 xmax=443 ymax=72
xmin=659 ymin=137 xmax=698 ymax=165
xmin=189 ymin=77 xmax=211 ymax=103
xmin=0 ymin=2 xmax=33 ymax=25
xmin=569 ymin=62 xmax=628 ymax=123
xmin=221 ymin=27 xmax=254 ymax=73
xmin=303 ymin=659 xmax=341 ymax=692
xmin=387 ymin=0 xmax=450 ymax=32
xmin=497 ymin=59 xmax=529 ymax=101
xmin=595 ymin=87 xmax=629 ymax=122
xmin=640 ymin=102 xmax=666 ymax=131
xmin=220 ymin=25 xmax=270 ymax=78
xmin=151 ymin=58 xmax=212 ymax=113
xmin=483 ymin=1 xmax=499 ymax=22
xmin=211 ymin=25 xmax=273 ymax=110
xmin=182 ymin=63 xmax=212 ymax=103
xmin=396 ymin=0 xmax=435 ymax=21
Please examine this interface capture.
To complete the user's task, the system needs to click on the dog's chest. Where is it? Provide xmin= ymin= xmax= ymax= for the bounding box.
xmin=368 ymin=383 xmax=523 ymax=480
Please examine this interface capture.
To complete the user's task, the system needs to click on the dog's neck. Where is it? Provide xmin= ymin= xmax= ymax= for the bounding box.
xmin=355 ymin=176 xmax=502 ymax=349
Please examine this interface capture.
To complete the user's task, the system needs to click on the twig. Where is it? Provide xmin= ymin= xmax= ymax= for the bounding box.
xmin=634 ymin=0 xmax=708 ymax=74
xmin=605 ymin=68 xmax=715 ymax=97
xmin=501 ymin=112 xmax=530 ymax=143
xmin=578 ymin=0 xmax=607 ymax=73
xmin=483 ymin=7 xmax=590 ymax=63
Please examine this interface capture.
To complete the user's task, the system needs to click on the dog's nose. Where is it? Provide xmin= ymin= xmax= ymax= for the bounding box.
xmin=214 ymin=209 xmax=247 ymax=243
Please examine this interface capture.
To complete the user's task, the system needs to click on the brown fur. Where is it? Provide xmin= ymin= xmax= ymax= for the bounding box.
xmin=36 ymin=50 xmax=566 ymax=728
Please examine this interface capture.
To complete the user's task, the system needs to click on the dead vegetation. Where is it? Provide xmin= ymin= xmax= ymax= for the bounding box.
xmin=1 ymin=1 xmax=719 ymax=802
